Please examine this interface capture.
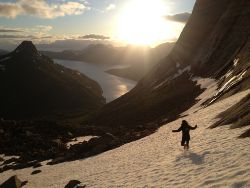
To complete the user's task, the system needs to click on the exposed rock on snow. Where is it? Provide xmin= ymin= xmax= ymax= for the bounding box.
xmin=31 ymin=170 xmax=41 ymax=175
xmin=239 ymin=129 xmax=250 ymax=138
xmin=0 ymin=175 xmax=26 ymax=188
xmin=64 ymin=180 xmax=86 ymax=188
xmin=211 ymin=92 xmax=250 ymax=133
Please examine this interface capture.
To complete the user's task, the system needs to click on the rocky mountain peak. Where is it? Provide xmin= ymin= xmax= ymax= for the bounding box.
xmin=14 ymin=41 xmax=39 ymax=57
xmin=0 ymin=41 xmax=105 ymax=119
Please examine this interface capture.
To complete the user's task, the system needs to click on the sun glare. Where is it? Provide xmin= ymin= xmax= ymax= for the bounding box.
xmin=116 ymin=0 xmax=180 ymax=46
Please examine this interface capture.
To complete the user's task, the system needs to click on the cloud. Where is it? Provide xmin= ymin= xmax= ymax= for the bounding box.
xmin=0 ymin=25 xmax=113 ymax=51
xmin=166 ymin=12 xmax=191 ymax=23
xmin=106 ymin=4 xmax=116 ymax=11
xmin=0 ymin=3 xmax=22 ymax=18
xmin=31 ymin=25 xmax=53 ymax=33
xmin=0 ymin=25 xmax=53 ymax=36
xmin=31 ymin=35 xmax=53 ymax=40
xmin=0 ymin=0 xmax=89 ymax=19
xmin=0 ymin=25 xmax=54 ymax=50
xmin=0 ymin=34 xmax=53 ymax=39
xmin=80 ymin=34 xmax=110 ymax=40
xmin=0 ymin=35 xmax=29 ymax=39
xmin=0 ymin=28 xmax=23 ymax=32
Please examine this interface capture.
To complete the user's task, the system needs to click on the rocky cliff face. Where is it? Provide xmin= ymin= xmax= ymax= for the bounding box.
xmin=0 ymin=41 xmax=105 ymax=119
xmin=89 ymin=0 xmax=250 ymax=133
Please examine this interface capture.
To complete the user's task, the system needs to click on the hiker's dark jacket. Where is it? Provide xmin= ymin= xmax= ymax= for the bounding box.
xmin=172 ymin=124 xmax=197 ymax=141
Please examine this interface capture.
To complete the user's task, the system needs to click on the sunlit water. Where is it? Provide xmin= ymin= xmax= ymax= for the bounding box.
xmin=54 ymin=59 xmax=136 ymax=102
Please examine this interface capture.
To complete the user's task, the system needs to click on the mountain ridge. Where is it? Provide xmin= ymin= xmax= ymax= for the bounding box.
xmin=0 ymin=41 xmax=105 ymax=119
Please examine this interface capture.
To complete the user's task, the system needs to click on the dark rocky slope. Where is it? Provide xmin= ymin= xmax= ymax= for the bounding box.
xmin=88 ymin=0 xmax=250 ymax=135
xmin=0 ymin=41 xmax=105 ymax=119
xmin=0 ymin=49 xmax=8 ymax=56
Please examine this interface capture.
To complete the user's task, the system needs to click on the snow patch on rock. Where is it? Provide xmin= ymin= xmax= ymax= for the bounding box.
xmin=209 ymin=70 xmax=248 ymax=105
xmin=233 ymin=58 xmax=240 ymax=67
xmin=176 ymin=62 xmax=181 ymax=68
xmin=173 ymin=65 xmax=191 ymax=80
xmin=66 ymin=136 xmax=98 ymax=148
xmin=218 ymin=70 xmax=247 ymax=94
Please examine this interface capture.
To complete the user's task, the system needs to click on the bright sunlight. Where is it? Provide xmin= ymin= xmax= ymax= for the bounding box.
xmin=116 ymin=0 xmax=183 ymax=46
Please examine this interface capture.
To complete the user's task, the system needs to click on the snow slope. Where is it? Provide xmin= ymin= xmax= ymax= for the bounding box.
xmin=0 ymin=89 xmax=250 ymax=188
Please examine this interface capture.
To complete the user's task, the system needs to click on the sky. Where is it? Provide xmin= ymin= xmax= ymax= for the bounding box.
xmin=0 ymin=0 xmax=196 ymax=51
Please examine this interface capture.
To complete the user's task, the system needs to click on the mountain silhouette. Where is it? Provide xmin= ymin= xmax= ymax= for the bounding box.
xmin=0 ymin=49 xmax=8 ymax=56
xmin=0 ymin=41 xmax=105 ymax=119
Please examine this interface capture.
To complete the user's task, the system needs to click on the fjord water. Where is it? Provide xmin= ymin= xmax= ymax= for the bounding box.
xmin=54 ymin=59 xmax=136 ymax=102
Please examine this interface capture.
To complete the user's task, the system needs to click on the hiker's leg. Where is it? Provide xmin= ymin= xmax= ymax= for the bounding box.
xmin=186 ymin=140 xmax=189 ymax=150
xmin=181 ymin=139 xmax=185 ymax=148
xmin=184 ymin=144 xmax=187 ymax=150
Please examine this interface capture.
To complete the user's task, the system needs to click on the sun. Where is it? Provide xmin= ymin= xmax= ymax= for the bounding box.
xmin=116 ymin=0 xmax=176 ymax=46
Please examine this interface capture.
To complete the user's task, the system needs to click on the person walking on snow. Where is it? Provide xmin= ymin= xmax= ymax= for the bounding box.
xmin=172 ymin=120 xmax=197 ymax=150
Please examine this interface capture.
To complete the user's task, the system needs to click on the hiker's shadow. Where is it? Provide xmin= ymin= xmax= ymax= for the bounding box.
xmin=188 ymin=151 xmax=210 ymax=165
xmin=176 ymin=151 xmax=210 ymax=165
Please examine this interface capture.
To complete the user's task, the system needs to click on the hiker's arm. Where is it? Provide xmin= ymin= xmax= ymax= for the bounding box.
xmin=190 ymin=125 xmax=197 ymax=130
xmin=172 ymin=127 xmax=182 ymax=132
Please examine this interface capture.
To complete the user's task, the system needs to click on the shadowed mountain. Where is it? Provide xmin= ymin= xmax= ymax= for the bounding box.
xmin=41 ymin=44 xmax=120 ymax=65
xmin=0 ymin=49 xmax=8 ymax=56
xmin=0 ymin=41 xmax=105 ymax=119
xmin=87 ymin=0 xmax=250 ymax=135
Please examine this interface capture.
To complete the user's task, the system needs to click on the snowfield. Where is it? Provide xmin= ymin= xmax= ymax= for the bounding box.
xmin=0 ymin=87 xmax=250 ymax=187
